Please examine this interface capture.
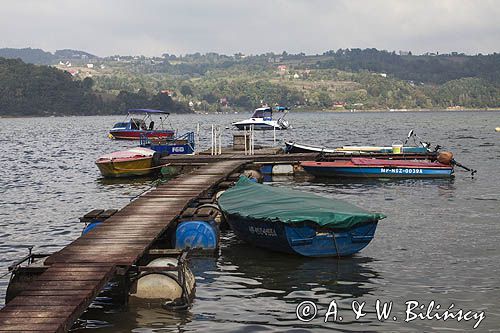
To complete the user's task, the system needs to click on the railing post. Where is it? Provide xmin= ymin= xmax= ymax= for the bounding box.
xmin=211 ymin=124 xmax=214 ymax=156
xmin=196 ymin=122 xmax=200 ymax=154
xmin=244 ymin=126 xmax=248 ymax=155
xmin=218 ymin=126 xmax=222 ymax=155
xmin=251 ymin=124 xmax=255 ymax=155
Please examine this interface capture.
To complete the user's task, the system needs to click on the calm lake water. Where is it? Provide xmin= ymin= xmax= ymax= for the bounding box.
xmin=1 ymin=111 xmax=499 ymax=332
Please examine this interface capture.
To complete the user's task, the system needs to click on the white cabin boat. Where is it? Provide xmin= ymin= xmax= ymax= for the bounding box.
xmin=232 ymin=107 xmax=290 ymax=130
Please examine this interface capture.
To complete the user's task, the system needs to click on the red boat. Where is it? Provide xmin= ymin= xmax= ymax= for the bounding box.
xmin=301 ymin=158 xmax=454 ymax=178
xmin=109 ymin=109 xmax=175 ymax=140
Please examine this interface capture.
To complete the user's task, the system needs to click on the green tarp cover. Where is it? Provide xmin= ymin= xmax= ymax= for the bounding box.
xmin=218 ymin=177 xmax=386 ymax=229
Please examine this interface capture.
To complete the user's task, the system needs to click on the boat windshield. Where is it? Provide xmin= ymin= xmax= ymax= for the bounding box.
xmin=113 ymin=122 xmax=128 ymax=129
xmin=252 ymin=108 xmax=272 ymax=120
xmin=130 ymin=118 xmax=147 ymax=130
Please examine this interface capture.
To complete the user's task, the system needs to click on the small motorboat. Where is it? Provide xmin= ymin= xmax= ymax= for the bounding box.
xmin=301 ymin=157 xmax=454 ymax=178
xmin=232 ymin=106 xmax=290 ymax=130
xmin=109 ymin=109 xmax=175 ymax=140
xmin=95 ymin=147 xmax=157 ymax=178
xmin=284 ymin=141 xmax=430 ymax=154
xmin=285 ymin=130 xmax=438 ymax=155
xmin=218 ymin=177 xmax=385 ymax=257
xmin=140 ymin=131 xmax=196 ymax=156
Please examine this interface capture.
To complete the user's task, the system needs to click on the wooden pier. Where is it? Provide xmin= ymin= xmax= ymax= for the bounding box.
xmin=0 ymin=160 xmax=246 ymax=332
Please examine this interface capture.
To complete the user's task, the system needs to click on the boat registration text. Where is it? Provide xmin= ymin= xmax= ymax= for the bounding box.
xmin=249 ymin=226 xmax=278 ymax=237
xmin=380 ymin=168 xmax=424 ymax=174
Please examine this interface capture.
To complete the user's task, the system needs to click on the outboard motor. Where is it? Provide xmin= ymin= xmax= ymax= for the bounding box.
xmin=437 ymin=151 xmax=454 ymax=165
xmin=277 ymin=118 xmax=289 ymax=129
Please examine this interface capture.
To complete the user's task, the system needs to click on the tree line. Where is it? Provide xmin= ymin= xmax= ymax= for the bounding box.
xmin=0 ymin=57 xmax=191 ymax=117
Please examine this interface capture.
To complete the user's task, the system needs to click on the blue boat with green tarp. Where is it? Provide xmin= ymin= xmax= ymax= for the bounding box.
xmin=218 ymin=177 xmax=386 ymax=257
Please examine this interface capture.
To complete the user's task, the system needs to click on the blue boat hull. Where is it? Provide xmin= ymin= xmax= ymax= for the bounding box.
xmin=140 ymin=132 xmax=195 ymax=155
xmin=149 ymin=143 xmax=195 ymax=155
xmin=302 ymin=165 xmax=453 ymax=178
xmin=223 ymin=213 xmax=378 ymax=257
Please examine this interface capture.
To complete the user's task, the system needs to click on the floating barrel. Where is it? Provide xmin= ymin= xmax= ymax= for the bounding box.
xmin=82 ymin=221 xmax=102 ymax=235
xmin=129 ymin=258 xmax=195 ymax=306
xmin=271 ymin=164 xmax=294 ymax=175
xmin=80 ymin=209 xmax=117 ymax=236
xmin=259 ymin=164 xmax=274 ymax=175
xmin=215 ymin=190 xmax=225 ymax=200
xmin=175 ymin=220 xmax=219 ymax=250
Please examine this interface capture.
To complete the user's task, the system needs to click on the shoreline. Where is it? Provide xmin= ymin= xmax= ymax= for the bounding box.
xmin=300 ymin=107 xmax=500 ymax=113
xmin=1 ymin=108 xmax=500 ymax=119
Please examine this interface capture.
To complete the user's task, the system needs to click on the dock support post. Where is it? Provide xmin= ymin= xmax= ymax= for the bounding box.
xmin=211 ymin=124 xmax=214 ymax=156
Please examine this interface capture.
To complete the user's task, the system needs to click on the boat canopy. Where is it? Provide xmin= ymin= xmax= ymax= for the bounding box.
xmin=127 ymin=109 xmax=170 ymax=115
xmin=218 ymin=177 xmax=386 ymax=229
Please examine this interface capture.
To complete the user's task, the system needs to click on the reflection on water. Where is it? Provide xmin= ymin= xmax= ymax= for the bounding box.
xmin=1 ymin=112 xmax=500 ymax=332
xmin=82 ymin=232 xmax=380 ymax=332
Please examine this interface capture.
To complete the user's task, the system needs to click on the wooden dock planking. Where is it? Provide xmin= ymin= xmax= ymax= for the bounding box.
xmin=0 ymin=160 xmax=246 ymax=332
xmin=0 ymin=264 xmax=115 ymax=332
xmin=160 ymin=151 xmax=319 ymax=166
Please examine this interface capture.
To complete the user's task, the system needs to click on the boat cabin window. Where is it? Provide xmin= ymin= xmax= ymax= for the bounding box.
xmin=252 ymin=108 xmax=272 ymax=120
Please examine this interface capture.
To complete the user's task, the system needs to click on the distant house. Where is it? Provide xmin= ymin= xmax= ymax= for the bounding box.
xmin=219 ymin=97 xmax=228 ymax=107
xmin=293 ymin=73 xmax=300 ymax=79
xmin=379 ymin=73 xmax=387 ymax=78
xmin=86 ymin=63 xmax=94 ymax=69
xmin=161 ymin=89 xmax=174 ymax=97
xmin=277 ymin=65 xmax=288 ymax=75
xmin=268 ymin=56 xmax=283 ymax=63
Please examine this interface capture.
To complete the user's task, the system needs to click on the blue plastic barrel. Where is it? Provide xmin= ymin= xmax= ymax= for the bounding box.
xmin=175 ymin=220 xmax=219 ymax=249
xmin=82 ymin=220 xmax=102 ymax=235
xmin=260 ymin=164 xmax=273 ymax=175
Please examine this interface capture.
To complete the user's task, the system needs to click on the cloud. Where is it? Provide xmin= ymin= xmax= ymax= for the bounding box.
xmin=0 ymin=0 xmax=498 ymax=56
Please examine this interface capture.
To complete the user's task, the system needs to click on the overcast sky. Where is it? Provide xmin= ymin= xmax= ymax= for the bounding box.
xmin=1 ymin=0 xmax=499 ymax=57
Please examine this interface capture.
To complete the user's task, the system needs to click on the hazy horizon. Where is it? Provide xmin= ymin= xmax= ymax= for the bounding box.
xmin=2 ymin=46 xmax=497 ymax=58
